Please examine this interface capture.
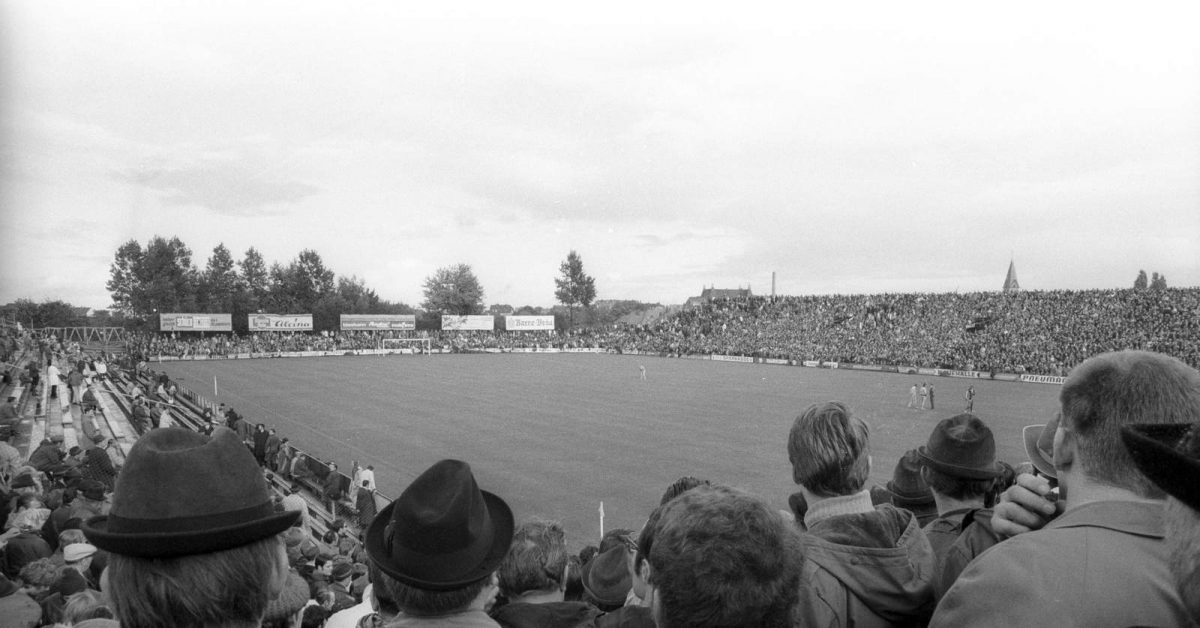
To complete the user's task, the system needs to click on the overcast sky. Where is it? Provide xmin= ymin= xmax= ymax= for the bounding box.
xmin=2 ymin=2 xmax=1197 ymax=310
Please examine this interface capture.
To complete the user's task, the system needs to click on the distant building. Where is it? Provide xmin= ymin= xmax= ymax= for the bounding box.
xmin=685 ymin=287 xmax=753 ymax=308
xmin=1002 ymin=260 xmax=1021 ymax=293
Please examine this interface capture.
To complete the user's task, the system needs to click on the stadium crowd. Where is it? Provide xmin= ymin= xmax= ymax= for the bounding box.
xmin=0 ymin=347 xmax=1197 ymax=627
xmin=119 ymin=288 xmax=1199 ymax=375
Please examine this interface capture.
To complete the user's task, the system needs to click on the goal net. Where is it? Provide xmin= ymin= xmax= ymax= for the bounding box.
xmin=382 ymin=337 xmax=431 ymax=354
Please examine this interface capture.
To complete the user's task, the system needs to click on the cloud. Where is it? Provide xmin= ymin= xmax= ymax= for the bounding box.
xmin=115 ymin=163 xmax=319 ymax=216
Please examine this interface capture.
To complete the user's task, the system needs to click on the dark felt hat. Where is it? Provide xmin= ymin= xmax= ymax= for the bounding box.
xmin=880 ymin=449 xmax=935 ymax=507
xmin=365 ymin=459 xmax=513 ymax=591
xmin=83 ymin=427 xmax=299 ymax=558
xmin=11 ymin=473 xmax=35 ymax=489
xmin=1122 ymin=422 xmax=1200 ymax=511
xmin=919 ymin=413 xmax=1001 ymax=479
xmin=581 ymin=545 xmax=632 ymax=607
xmin=1022 ymin=414 xmax=1060 ymax=479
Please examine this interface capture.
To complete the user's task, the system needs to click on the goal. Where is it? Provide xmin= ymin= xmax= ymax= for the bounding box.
xmin=382 ymin=337 xmax=431 ymax=354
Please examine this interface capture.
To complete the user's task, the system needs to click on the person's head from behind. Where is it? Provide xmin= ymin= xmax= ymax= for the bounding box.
xmin=659 ymin=476 xmax=711 ymax=505
xmin=497 ymin=520 xmax=569 ymax=600
xmin=645 ymin=484 xmax=803 ymax=628
xmin=82 ymin=427 xmax=299 ymax=628
xmin=788 ymin=401 xmax=871 ymax=497
xmin=918 ymin=413 xmax=1001 ymax=506
xmin=1058 ymin=350 xmax=1200 ymax=498
xmin=365 ymin=459 xmax=513 ymax=617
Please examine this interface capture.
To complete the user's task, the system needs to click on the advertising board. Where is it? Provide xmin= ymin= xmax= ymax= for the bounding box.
xmin=159 ymin=313 xmax=233 ymax=332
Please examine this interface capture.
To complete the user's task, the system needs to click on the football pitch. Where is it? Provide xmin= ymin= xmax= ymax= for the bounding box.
xmin=157 ymin=353 xmax=1061 ymax=546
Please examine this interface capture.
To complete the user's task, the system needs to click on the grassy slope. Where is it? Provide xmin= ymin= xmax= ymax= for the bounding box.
xmin=158 ymin=353 xmax=1060 ymax=547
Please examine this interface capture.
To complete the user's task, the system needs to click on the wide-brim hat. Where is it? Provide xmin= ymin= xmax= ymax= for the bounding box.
xmin=1121 ymin=423 xmax=1200 ymax=511
xmin=83 ymin=427 xmax=299 ymax=558
xmin=918 ymin=413 xmax=1001 ymax=480
xmin=879 ymin=449 xmax=935 ymax=507
xmin=581 ymin=545 xmax=632 ymax=607
xmin=1022 ymin=414 xmax=1060 ymax=479
xmin=365 ymin=459 xmax=513 ymax=591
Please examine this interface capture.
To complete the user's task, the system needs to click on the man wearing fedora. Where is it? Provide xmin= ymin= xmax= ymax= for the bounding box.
xmin=787 ymin=401 xmax=935 ymax=627
xmin=491 ymin=520 xmax=602 ymax=628
xmin=931 ymin=351 xmax=1198 ymax=627
xmin=82 ymin=427 xmax=300 ymax=627
xmin=917 ymin=415 xmax=1000 ymax=558
xmin=365 ymin=458 xmax=513 ymax=627
xmin=868 ymin=449 xmax=938 ymax=527
xmin=1123 ymin=419 xmax=1200 ymax=623
xmin=915 ymin=413 xmax=1003 ymax=598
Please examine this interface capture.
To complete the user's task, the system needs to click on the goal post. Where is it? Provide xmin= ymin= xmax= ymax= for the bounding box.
xmin=382 ymin=337 xmax=431 ymax=354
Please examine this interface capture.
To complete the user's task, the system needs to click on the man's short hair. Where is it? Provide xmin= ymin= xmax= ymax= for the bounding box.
xmin=924 ymin=467 xmax=995 ymax=501
xmin=1060 ymin=351 xmax=1200 ymax=496
xmin=106 ymin=534 xmax=284 ymax=628
xmin=788 ymin=401 xmax=871 ymax=496
xmin=647 ymin=484 xmax=803 ymax=628
xmin=379 ymin=570 xmax=491 ymax=617
xmin=498 ymin=520 xmax=569 ymax=598
xmin=659 ymin=476 xmax=710 ymax=505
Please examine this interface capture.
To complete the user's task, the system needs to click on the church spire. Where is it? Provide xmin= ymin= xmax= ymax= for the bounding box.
xmin=1002 ymin=259 xmax=1021 ymax=292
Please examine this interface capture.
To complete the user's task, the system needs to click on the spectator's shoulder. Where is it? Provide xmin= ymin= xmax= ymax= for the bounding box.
xmin=930 ymin=532 xmax=1052 ymax=627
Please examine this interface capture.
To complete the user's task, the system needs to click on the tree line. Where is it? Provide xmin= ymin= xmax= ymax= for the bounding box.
xmin=98 ymin=236 xmax=616 ymax=332
xmin=105 ymin=236 xmax=414 ymax=333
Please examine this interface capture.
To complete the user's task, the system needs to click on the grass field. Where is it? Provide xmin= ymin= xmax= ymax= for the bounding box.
xmin=157 ymin=353 xmax=1061 ymax=547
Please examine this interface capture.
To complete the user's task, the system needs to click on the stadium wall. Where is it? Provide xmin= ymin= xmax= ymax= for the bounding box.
xmin=146 ymin=347 xmax=1067 ymax=385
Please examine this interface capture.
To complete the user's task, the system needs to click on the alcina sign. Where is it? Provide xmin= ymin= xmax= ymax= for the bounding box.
xmin=248 ymin=314 xmax=314 ymax=331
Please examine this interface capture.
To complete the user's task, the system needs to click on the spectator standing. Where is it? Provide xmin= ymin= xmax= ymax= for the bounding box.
xmin=364 ymin=459 xmax=513 ymax=628
xmin=788 ymin=401 xmax=935 ymax=627
xmin=67 ymin=367 xmax=84 ymax=405
xmin=491 ymin=520 xmax=601 ymax=628
xmin=932 ymin=351 xmax=1198 ymax=627
xmin=323 ymin=462 xmax=345 ymax=514
xmin=641 ymin=484 xmax=803 ymax=628
xmin=252 ymin=423 xmax=270 ymax=467
xmin=355 ymin=480 xmax=376 ymax=528
xmin=915 ymin=414 xmax=1002 ymax=597
xmin=265 ymin=429 xmax=282 ymax=471
xmin=46 ymin=361 xmax=61 ymax=400
xmin=82 ymin=427 xmax=300 ymax=626
xmin=359 ymin=464 xmax=376 ymax=491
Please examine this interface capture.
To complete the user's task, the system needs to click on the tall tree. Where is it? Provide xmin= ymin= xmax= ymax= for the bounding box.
xmin=422 ymin=264 xmax=485 ymax=315
xmin=138 ymin=236 xmax=198 ymax=314
xmin=239 ymin=247 xmax=270 ymax=311
xmin=1133 ymin=269 xmax=1148 ymax=290
xmin=199 ymin=243 xmax=240 ymax=313
xmin=554 ymin=250 xmax=597 ymax=329
xmin=107 ymin=239 xmax=144 ymax=316
xmin=1150 ymin=273 xmax=1168 ymax=290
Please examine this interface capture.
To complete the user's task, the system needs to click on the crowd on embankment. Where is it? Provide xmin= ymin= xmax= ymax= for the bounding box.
xmin=119 ymin=287 xmax=1200 ymax=375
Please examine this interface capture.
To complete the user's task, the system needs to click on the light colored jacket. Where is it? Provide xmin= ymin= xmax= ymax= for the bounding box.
xmin=931 ymin=500 xmax=1196 ymax=628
